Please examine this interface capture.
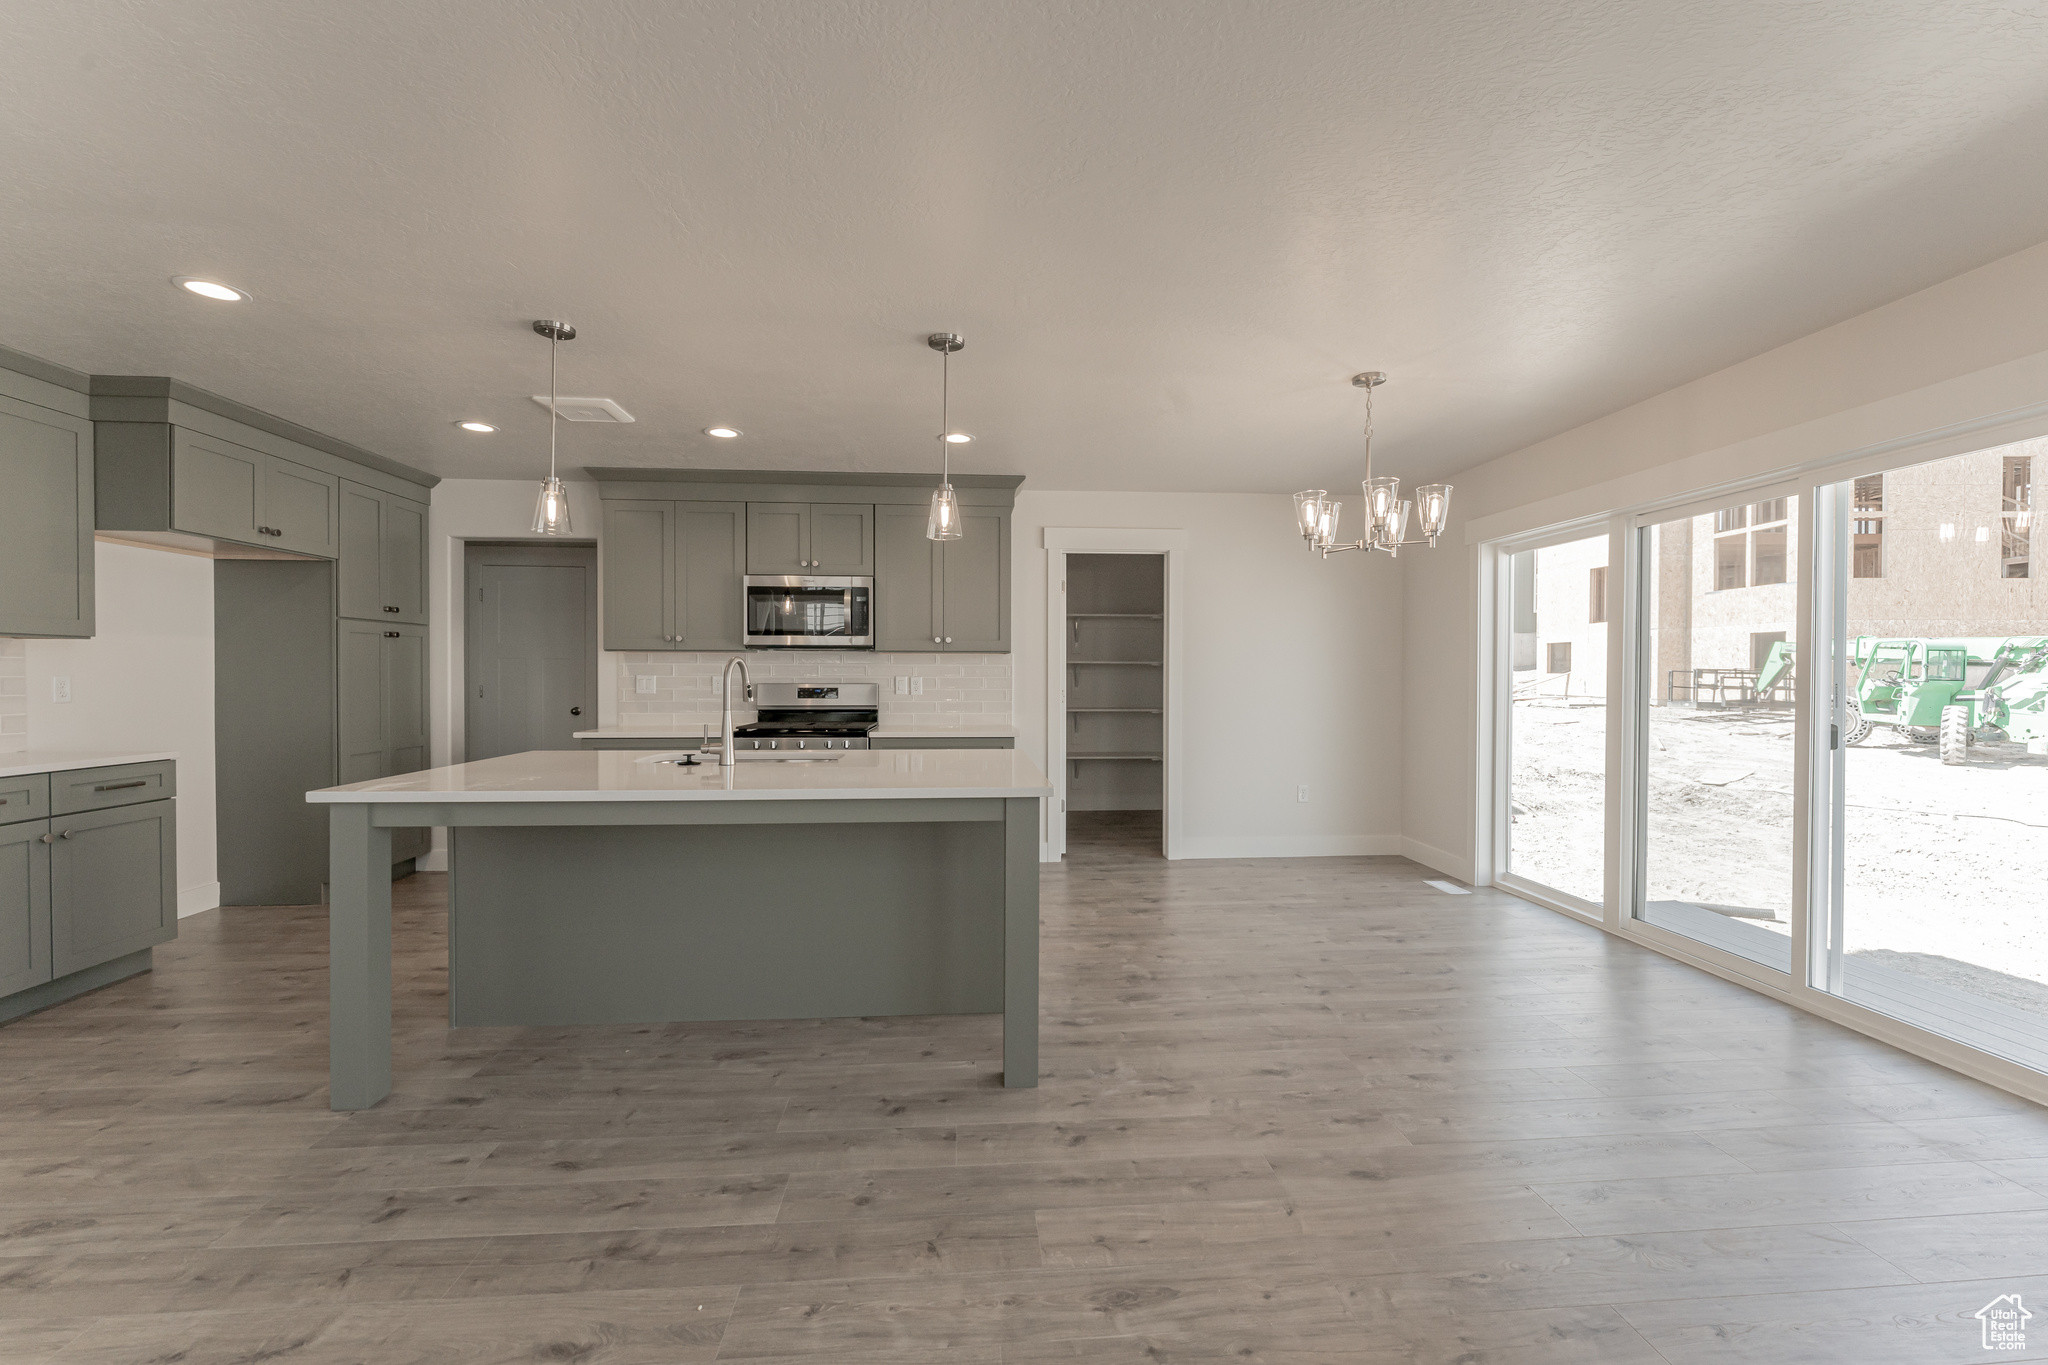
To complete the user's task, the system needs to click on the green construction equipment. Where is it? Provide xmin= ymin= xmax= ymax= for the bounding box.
xmin=1846 ymin=635 xmax=2048 ymax=764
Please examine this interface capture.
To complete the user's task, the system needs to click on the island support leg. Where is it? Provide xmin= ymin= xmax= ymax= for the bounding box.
xmin=1002 ymin=796 xmax=1040 ymax=1087
xmin=328 ymin=803 xmax=393 ymax=1110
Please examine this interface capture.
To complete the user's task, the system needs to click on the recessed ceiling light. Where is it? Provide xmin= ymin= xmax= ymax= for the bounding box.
xmin=456 ymin=421 xmax=496 ymax=433
xmin=944 ymin=432 xmax=973 ymax=443
xmin=704 ymin=426 xmax=742 ymax=438
xmin=172 ymin=277 xmax=247 ymax=302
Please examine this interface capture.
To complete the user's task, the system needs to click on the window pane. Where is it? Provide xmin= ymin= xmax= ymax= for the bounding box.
xmin=1714 ymin=534 xmax=1747 ymax=590
xmin=1752 ymin=526 xmax=1788 ymax=586
xmin=1853 ymin=519 xmax=1884 ymax=578
xmin=1638 ymin=502 xmax=1799 ymax=973
xmin=1751 ymin=497 xmax=1788 ymax=525
xmin=1715 ymin=505 xmax=1748 ymax=532
xmin=1822 ymin=439 xmax=2048 ymax=1071
xmin=1854 ymin=474 xmax=1885 ymax=510
xmin=1589 ymin=566 xmax=1608 ymax=624
xmin=1505 ymin=534 xmax=1608 ymax=907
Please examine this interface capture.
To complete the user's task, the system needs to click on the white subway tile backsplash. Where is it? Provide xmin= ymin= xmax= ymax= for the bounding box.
xmin=607 ymin=649 xmax=1011 ymax=732
xmin=0 ymin=640 xmax=23 ymax=752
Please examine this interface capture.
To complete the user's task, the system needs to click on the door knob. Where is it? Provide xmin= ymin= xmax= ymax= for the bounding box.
xmin=570 ymin=707 xmax=582 ymax=716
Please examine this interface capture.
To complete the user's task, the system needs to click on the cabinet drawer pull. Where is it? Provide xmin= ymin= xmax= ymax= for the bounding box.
xmin=59 ymin=829 xmax=73 ymax=839
xmin=94 ymin=780 xmax=148 ymax=792
xmin=384 ymin=605 xmax=400 ymax=612
xmin=384 ymin=631 xmax=401 ymax=638
xmin=38 ymin=832 xmax=54 ymax=844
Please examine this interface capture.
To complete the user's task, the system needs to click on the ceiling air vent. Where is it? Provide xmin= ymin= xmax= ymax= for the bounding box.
xmin=530 ymin=395 xmax=635 ymax=423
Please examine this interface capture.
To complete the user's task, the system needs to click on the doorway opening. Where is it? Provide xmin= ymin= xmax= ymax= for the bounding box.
xmin=462 ymin=542 xmax=597 ymax=761
xmin=1063 ymin=552 xmax=1165 ymax=858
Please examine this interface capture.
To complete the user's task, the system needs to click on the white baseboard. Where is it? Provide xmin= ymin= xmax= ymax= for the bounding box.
xmin=177 ymin=882 xmax=222 ymax=918
xmin=1399 ymin=837 xmax=1473 ymax=882
xmin=1173 ymin=834 xmax=1403 ymax=860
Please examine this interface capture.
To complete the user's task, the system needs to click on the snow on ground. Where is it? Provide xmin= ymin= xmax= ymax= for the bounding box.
xmin=1508 ymin=697 xmax=2048 ymax=993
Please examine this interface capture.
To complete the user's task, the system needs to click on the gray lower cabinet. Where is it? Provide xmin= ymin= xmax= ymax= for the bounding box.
xmin=339 ymin=620 xmax=430 ymax=863
xmin=746 ymin=502 xmax=874 ymax=575
xmin=338 ymin=480 xmax=428 ymax=623
xmin=0 ymin=817 xmax=52 ymax=997
xmin=0 ymin=393 xmax=95 ymax=638
xmin=868 ymin=736 xmax=1015 ymax=750
xmin=49 ymin=800 xmax=177 ymax=977
xmin=601 ymin=500 xmax=745 ymax=651
xmin=0 ymin=761 xmax=178 ymax=1021
xmin=875 ymin=505 xmax=1010 ymax=653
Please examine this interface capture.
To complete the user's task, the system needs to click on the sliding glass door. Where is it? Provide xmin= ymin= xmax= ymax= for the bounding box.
xmin=1631 ymin=495 xmax=1800 ymax=974
xmin=1500 ymin=531 xmax=1610 ymax=910
xmin=1814 ymin=439 xmax=2048 ymax=1069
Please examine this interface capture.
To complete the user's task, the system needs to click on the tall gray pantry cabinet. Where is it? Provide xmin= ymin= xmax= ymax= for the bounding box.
xmin=88 ymin=376 xmax=438 ymax=904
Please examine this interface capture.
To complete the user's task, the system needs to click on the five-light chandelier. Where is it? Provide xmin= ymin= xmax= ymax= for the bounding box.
xmin=1294 ymin=372 xmax=1451 ymax=557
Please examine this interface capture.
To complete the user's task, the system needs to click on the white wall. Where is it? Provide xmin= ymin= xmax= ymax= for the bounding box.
xmin=1403 ymin=237 xmax=2048 ymax=880
xmin=18 ymin=541 xmax=219 ymax=915
xmin=1014 ymin=490 xmax=1404 ymax=860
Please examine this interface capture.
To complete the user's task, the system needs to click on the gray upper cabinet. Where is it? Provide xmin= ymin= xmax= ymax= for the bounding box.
xmin=746 ymin=502 xmax=873 ymax=574
xmin=338 ymin=479 xmax=428 ymax=622
xmin=601 ymin=500 xmax=744 ymax=651
xmin=678 ymin=502 xmax=746 ymax=648
xmin=158 ymin=430 xmax=339 ymax=555
xmin=171 ymin=430 xmax=261 ymax=541
xmin=601 ymin=500 xmax=673 ymax=651
xmin=875 ymin=506 xmax=939 ymax=650
xmin=940 ymin=510 xmax=1010 ymax=652
xmin=0 ymin=393 xmax=94 ymax=639
xmin=261 ymin=453 xmax=339 ymax=556
xmin=876 ymin=504 xmax=1010 ymax=653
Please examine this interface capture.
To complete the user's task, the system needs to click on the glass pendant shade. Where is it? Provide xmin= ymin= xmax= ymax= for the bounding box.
xmin=532 ymin=474 xmax=573 ymax=535
xmin=1389 ymin=498 xmax=1412 ymax=546
xmin=1294 ymin=489 xmax=1328 ymax=541
xmin=1415 ymin=483 xmax=1452 ymax=539
xmin=927 ymin=484 xmax=962 ymax=541
xmin=1314 ymin=500 xmax=1341 ymax=551
xmin=1366 ymin=475 xmax=1400 ymax=527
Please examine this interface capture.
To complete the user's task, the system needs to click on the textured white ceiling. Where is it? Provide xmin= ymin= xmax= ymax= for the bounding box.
xmin=4 ymin=2 xmax=2048 ymax=491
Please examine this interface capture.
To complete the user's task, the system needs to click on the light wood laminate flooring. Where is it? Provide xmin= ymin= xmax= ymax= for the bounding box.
xmin=5 ymin=811 xmax=2048 ymax=1363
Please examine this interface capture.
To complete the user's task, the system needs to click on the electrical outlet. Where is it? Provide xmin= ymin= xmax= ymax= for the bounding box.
xmin=912 ymin=677 xmax=924 ymax=695
xmin=1296 ymin=784 xmax=1309 ymax=803
xmin=51 ymin=676 xmax=71 ymax=704
xmin=634 ymin=674 xmax=658 ymax=695
xmin=894 ymin=676 xmax=909 ymax=695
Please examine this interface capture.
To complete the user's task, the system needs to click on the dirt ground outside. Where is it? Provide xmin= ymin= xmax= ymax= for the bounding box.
xmin=1508 ymin=697 xmax=2048 ymax=1007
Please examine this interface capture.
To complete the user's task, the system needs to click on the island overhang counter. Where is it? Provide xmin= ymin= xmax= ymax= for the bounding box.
xmin=308 ymin=748 xmax=1051 ymax=1110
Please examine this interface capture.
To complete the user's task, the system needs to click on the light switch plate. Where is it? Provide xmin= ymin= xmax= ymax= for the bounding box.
xmin=635 ymin=674 xmax=658 ymax=695
xmin=894 ymin=676 xmax=909 ymax=695
xmin=1296 ymin=784 xmax=1309 ymax=803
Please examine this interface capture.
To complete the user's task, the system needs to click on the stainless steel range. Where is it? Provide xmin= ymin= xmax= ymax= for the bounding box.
xmin=731 ymin=681 xmax=880 ymax=751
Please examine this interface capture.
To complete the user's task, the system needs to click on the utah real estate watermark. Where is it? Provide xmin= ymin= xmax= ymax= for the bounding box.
xmin=1978 ymin=1294 xmax=2031 ymax=1352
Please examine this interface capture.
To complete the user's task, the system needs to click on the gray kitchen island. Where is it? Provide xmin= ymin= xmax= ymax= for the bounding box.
xmin=308 ymin=748 xmax=1049 ymax=1110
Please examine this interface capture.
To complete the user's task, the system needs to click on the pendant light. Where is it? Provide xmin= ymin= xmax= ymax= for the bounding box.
xmin=925 ymin=332 xmax=965 ymax=541
xmin=1293 ymin=372 xmax=1452 ymax=558
xmin=530 ymin=319 xmax=576 ymax=536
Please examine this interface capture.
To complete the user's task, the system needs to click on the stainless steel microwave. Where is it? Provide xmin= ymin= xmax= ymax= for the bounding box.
xmin=742 ymin=575 xmax=874 ymax=648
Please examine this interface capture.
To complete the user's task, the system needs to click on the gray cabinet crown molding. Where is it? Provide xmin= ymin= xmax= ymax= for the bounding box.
xmin=89 ymin=378 xmax=436 ymax=496
xmin=588 ymin=467 xmax=1021 ymax=509
xmin=0 ymin=347 xmax=91 ymax=417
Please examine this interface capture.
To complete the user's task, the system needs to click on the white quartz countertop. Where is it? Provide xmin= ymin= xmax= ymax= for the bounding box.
xmin=0 ymin=749 xmax=179 ymax=780
xmin=572 ymin=724 xmax=1016 ymax=740
xmin=308 ymin=748 xmax=1050 ymax=803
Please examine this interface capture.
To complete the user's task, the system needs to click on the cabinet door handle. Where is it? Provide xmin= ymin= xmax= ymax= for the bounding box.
xmin=38 ymin=832 xmax=54 ymax=844
xmin=94 ymin=780 xmax=147 ymax=792
xmin=570 ymin=707 xmax=582 ymax=716
xmin=385 ymin=631 xmax=401 ymax=638
xmin=384 ymin=605 xmax=400 ymax=613
xmin=945 ymin=637 xmax=952 ymax=643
